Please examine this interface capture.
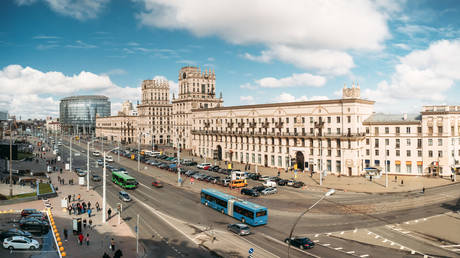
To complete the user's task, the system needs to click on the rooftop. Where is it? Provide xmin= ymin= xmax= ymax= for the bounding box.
xmin=364 ymin=113 xmax=421 ymax=124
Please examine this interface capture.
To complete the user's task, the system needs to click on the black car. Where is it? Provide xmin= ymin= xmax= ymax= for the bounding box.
xmin=278 ymin=179 xmax=289 ymax=186
xmin=188 ymin=161 xmax=198 ymax=166
xmin=241 ymin=188 xmax=260 ymax=197
xmin=159 ymin=164 xmax=169 ymax=169
xmin=0 ymin=229 xmax=32 ymax=240
xmin=24 ymin=213 xmax=47 ymax=221
xmin=252 ymin=185 xmax=266 ymax=193
xmin=21 ymin=209 xmax=40 ymax=217
xmin=247 ymin=173 xmax=261 ymax=181
xmin=91 ymin=174 xmax=102 ymax=182
xmin=19 ymin=218 xmax=49 ymax=233
xmin=210 ymin=165 xmax=220 ymax=172
xmin=292 ymin=181 xmax=305 ymax=188
xmin=284 ymin=237 xmax=315 ymax=249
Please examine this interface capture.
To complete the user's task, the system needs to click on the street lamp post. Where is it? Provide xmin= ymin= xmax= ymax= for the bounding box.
xmin=103 ymin=146 xmax=119 ymax=224
xmin=87 ymin=139 xmax=96 ymax=191
xmin=69 ymin=134 xmax=72 ymax=173
xmin=138 ymin=132 xmax=149 ymax=173
xmin=287 ymin=189 xmax=335 ymax=258
xmin=9 ymin=120 xmax=13 ymax=197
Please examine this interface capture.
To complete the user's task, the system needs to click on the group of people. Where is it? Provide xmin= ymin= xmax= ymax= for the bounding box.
xmin=67 ymin=194 xmax=96 ymax=218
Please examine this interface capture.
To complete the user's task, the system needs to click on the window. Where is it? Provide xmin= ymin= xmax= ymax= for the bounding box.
xmin=366 ymin=149 xmax=370 ymax=155
xmin=396 ymin=164 xmax=401 ymax=173
xmin=278 ymin=156 xmax=282 ymax=167
xmin=385 ymin=139 xmax=389 ymax=145
xmin=375 ymin=149 xmax=379 ymax=156
xmin=406 ymin=164 xmax=412 ymax=173
xmin=396 ymin=127 xmax=400 ymax=134
xmin=386 ymin=149 xmax=390 ymax=156
xmin=271 ymin=155 xmax=275 ymax=166
xmin=418 ymin=150 xmax=422 ymax=157
xmin=406 ymin=150 xmax=411 ymax=157
xmin=234 ymin=204 xmax=254 ymax=219
xmin=417 ymin=127 xmax=422 ymax=133
xmin=438 ymin=139 xmax=442 ymax=146
xmin=406 ymin=139 xmax=411 ymax=146
xmin=396 ymin=150 xmax=400 ymax=156
xmin=375 ymin=139 xmax=379 ymax=148
xmin=347 ymin=116 xmax=351 ymax=123
xmin=438 ymin=151 xmax=443 ymax=157
xmin=438 ymin=126 xmax=443 ymax=134
xmin=375 ymin=127 xmax=379 ymax=135
xmin=396 ymin=139 xmax=400 ymax=148
xmin=327 ymin=117 xmax=331 ymax=123
xmin=417 ymin=165 xmax=422 ymax=174
xmin=385 ymin=127 xmax=389 ymax=134
xmin=327 ymin=160 xmax=331 ymax=171
xmin=417 ymin=139 xmax=422 ymax=148
xmin=336 ymin=161 xmax=341 ymax=173
xmin=252 ymin=153 xmax=255 ymax=163
xmin=366 ymin=139 xmax=370 ymax=145
xmin=406 ymin=127 xmax=411 ymax=133
xmin=310 ymin=117 xmax=313 ymax=123
xmin=337 ymin=116 xmax=340 ymax=123
xmin=428 ymin=150 xmax=433 ymax=157
xmin=428 ymin=139 xmax=433 ymax=146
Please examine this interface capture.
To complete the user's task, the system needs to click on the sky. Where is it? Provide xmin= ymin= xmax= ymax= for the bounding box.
xmin=1 ymin=0 xmax=460 ymax=119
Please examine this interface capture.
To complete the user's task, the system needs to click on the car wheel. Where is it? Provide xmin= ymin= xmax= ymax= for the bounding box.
xmin=285 ymin=240 xmax=290 ymax=244
xmin=30 ymin=246 xmax=35 ymax=250
xmin=300 ymin=245 xmax=305 ymax=250
xmin=8 ymin=246 xmax=14 ymax=250
xmin=221 ymin=209 xmax=225 ymax=214
xmin=205 ymin=202 xmax=208 ymax=206
xmin=241 ymin=218 xmax=246 ymax=223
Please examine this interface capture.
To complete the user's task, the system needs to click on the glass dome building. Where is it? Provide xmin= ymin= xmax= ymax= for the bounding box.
xmin=60 ymin=95 xmax=110 ymax=135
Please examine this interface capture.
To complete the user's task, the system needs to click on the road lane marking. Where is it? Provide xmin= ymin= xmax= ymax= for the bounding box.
xmin=346 ymin=251 xmax=355 ymax=254
xmin=259 ymin=232 xmax=320 ymax=258
xmin=335 ymin=247 xmax=343 ymax=250
xmin=360 ymin=255 xmax=369 ymax=257
xmin=441 ymin=244 xmax=460 ymax=247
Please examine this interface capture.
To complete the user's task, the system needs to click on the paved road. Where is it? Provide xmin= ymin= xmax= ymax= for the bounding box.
xmin=55 ymin=138 xmax=424 ymax=258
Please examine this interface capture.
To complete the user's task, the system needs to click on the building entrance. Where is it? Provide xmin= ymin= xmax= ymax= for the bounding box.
xmin=295 ymin=151 xmax=305 ymax=170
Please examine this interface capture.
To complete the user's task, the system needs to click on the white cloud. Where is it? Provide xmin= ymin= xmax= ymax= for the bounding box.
xmin=240 ymin=96 xmax=255 ymax=104
xmin=14 ymin=0 xmax=37 ymax=6
xmin=240 ymin=83 xmax=258 ymax=90
xmin=136 ymin=0 xmax=392 ymax=75
xmin=104 ymin=69 xmax=127 ymax=76
xmin=33 ymin=35 xmax=60 ymax=39
xmin=393 ymin=43 xmax=410 ymax=50
xmin=44 ymin=0 xmax=110 ymax=21
xmin=257 ymin=73 xmax=326 ymax=88
xmin=363 ymin=39 xmax=460 ymax=111
xmin=273 ymin=92 xmax=329 ymax=103
xmin=66 ymin=40 xmax=97 ymax=49
xmin=0 ymin=64 xmax=139 ymax=119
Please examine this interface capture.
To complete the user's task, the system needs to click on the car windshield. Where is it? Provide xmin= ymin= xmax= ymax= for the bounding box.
xmin=121 ymin=193 xmax=129 ymax=198
xmin=239 ymin=225 xmax=250 ymax=230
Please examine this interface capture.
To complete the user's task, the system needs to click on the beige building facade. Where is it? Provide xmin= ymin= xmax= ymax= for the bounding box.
xmin=96 ymin=66 xmax=459 ymax=176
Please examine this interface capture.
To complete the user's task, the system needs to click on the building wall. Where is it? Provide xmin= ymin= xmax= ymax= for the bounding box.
xmin=190 ymin=85 xmax=375 ymax=176
xmin=172 ymin=66 xmax=223 ymax=149
xmin=95 ymin=115 xmax=137 ymax=144
xmin=137 ymin=79 xmax=172 ymax=146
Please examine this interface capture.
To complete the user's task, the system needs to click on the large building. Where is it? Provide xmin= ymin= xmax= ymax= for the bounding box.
xmin=96 ymin=67 xmax=460 ymax=176
xmin=60 ymin=95 xmax=111 ymax=135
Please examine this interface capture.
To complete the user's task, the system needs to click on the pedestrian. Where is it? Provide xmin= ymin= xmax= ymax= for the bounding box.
xmin=108 ymin=208 xmax=112 ymax=219
xmin=394 ymin=175 xmax=397 ymax=182
xmin=88 ymin=201 xmax=91 ymax=210
xmin=63 ymin=228 xmax=68 ymax=242
xmin=85 ymin=233 xmax=90 ymax=246
xmin=77 ymin=194 xmax=81 ymax=201
xmin=103 ymin=253 xmax=110 ymax=258
xmin=96 ymin=202 xmax=100 ymax=212
xmin=110 ymin=238 xmax=115 ymax=251
xmin=89 ymin=219 xmax=93 ymax=230
xmin=68 ymin=205 xmax=72 ymax=215
xmin=401 ymin=179 xmax=404 ymax=185
xmin=83 ymin=219 xmax=87 ymax=228
xmin=370 ymin=175 xmax=373 ymax=182
xmin=422 ymin=187 xmax=425 ymax=194
xmin=114 ymin=249 xmax=123 ymax=258
xmin=87 ymin=208 xmax=92 ymax=218
xmin=78 ymin=233 xmax=84 ymax=245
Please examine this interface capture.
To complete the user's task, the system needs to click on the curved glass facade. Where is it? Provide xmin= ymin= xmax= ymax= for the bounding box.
xmin=60 ymin=95 xmax=110 ymax=134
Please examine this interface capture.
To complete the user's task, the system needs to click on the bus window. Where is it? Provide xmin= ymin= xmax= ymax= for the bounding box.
xmin=234 ymin=205 xmax=254 ymax=218
xmin=256 ymin=210 xmax=267 ymax=217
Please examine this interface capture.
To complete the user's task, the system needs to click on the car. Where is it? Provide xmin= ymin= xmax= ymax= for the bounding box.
xmin=259 ymin=175 xmax=270 ymax=181
xmin=152 ymin=179 xmax=163 ymax=188
xmin=21 ymin=209 xmax=40 ymax=217
xmin=159 ymin=164 xmax=169 ymax=169
xmin=247 ymin=173 xmax=260 ymax=181
xmin=278 ymin=179 xmax=289 ymax=186
xmin=241 ymin=188 xmax=260 ymax=197
xmin=284 ymin=237 xmax=315 ymax=249
xmin=292 ymin=181 xmax=305 ymax=188
xmin=185 ymin=170 xmax=197 ymax=177
xmin=252 ymin=185 xmax=266 ymax=192
xmin=197 ymin=163 xmax=211 ymax=169
xmin=263 ymin=180 xmax=277 ymax=188
xmin=92 ymin=151 xmax=101 ymax=157
xmin=218 ymin=178 xmax=231 ymax=186
xmin=202 ymin=165 xmax=211 ymax=170
xmin=287 ymin=180 xmax=295 ymax=186
xmin=19 ymin=218 xmax=49 ymax=233
xmin=210 ymin=176 xmax=220 ymax=184
xmin=24 ymin=213 xmax=47 ymax=221
xmin=3 ymin=236 xmax=40 ymax=250
xmin=91 ymin=174 xmax=101 ymax=182
xmin=227 ymin=223 xmax=251 ymax=236
xmin=0 ymin=229 xmax=32 ymax=241
xmin=77 ymin=170 xmax=87 ymax=177
xmin=210 ymin=166 xmax=220 ymax=172
xmin=261 ymin=187 xmax=277 ymax=195
xmin=119 ymin=191 xmax=131 ymax=202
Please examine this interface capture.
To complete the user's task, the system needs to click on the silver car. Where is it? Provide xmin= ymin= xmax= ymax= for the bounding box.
xmin=227 ymin=223 xmax=251 ymax=236
xmin=118 ymin=191 xmax=131 ymax=202
xmin=261 ymin=187 xmax=277 ymax=195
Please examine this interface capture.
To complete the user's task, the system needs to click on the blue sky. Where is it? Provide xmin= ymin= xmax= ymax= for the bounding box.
xmin=1 ymin=0 xmax=460 ymax=119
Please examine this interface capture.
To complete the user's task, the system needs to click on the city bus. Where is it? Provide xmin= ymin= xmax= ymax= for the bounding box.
xmin=112 ymin=171 xmax=137 ymax=189
xmin=200 ymin=188 xmax=268 ymax=226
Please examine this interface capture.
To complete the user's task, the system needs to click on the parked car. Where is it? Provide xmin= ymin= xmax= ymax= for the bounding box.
xmin=21 ymin=209 xmax=40 ymax=217
xmin=218 ymin=178 xmax=231 ymax=186
xmin=24 ymin=213 xmax=47 ymax=221
xmin=185 ymin=170 xmax=197 ymax=177
xmin=91 ymin=174 xmax=101 ymax=182
xmin=241 ymin=188 xmax=260 ymax=197
xmin=159 ymin=164 xmax=169 ymax=169
xmin=210 ymin=165 xmax=220 ymax=172
xmin=263 ymin=180 xmax=277 ymax=188
xmin=18 ymin=218 xmax=49 ymax=233
xmin=3 ymin=236 xmax=40 ymax=250
xmin=0 ymin=229 xmax=32 ymax=241
xmin=152 ymin=179 xmax=163 ymax=188
xmin=197 ymin=163 xmax=211 ymax=169
xmin=77 ymin=170 xmax=87 ymax=177
xmin=119 ymin=191 xmax=131 ymax=202
xmin=227 ymin=223 xmax=251 ymax=236
xmin=202 ymin=165 xmax=211 ymax=170
xmin=284 ymin=237 xmax=315 ymax=249
xmin=287 ymin=180 xmax=295 ymax=186
xmin=247 ymin=173 xmax=260 ymax=180
xmin=210 ymin=176 xmax=221 ymax=184
xmin=259 ymin=175 xmax=270 ymax=181
xmin=252 ymin=185 xmax=266 ymax=193
xmin=292 ymin=181 xmax=305 ymax=188
xmin=92 ymin=151 xmax=101 ymax=157
xmin=261 ymin=187 xmax=277 ymax=195
xmin=278 ymin=179 xmax=289 ymax=186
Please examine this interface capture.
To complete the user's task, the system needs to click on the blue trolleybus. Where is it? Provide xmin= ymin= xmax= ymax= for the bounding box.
xmin=200 ymin=188 xmax=268 ymax=226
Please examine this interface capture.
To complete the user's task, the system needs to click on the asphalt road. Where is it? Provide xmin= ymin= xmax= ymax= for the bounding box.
xmin=51 ymin=138 xmax=437 ymax=258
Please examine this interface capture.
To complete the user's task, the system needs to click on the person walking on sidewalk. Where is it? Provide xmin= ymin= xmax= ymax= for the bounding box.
xmin=108 ymin=208 xmax=112 ymax=220
xmin=110 ymin=238 xmax=115 ymax=251
xmin=67 ymin=205 xmax=72 ymax=215
xmin=78 ymin=233 xmax=84 ymax=245
xmin=114 ymin=249 xmax=123 ymax=258
xmin=83 ymin=219 xmax=87 ymax=229
xmin=87 ymin=208 xmax=92 ymax=218
xmin=63 ymin=228 xmax=68 ymax=242
xmin=89 ymin=219 xmax=93 ymax=230
xmin=96 ymin=202 xmax=100 ymax=212
xmin=77 ymin=193 xmax=81 ymax=201
xmin=85 ymin=233 xmax=90 ymax=246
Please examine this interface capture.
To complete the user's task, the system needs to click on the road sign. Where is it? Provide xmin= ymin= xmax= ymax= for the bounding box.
xmin=134 ymin=226 xmax=138 ymax=233
xmin=249 ymin=248 xmax=254 ymax=254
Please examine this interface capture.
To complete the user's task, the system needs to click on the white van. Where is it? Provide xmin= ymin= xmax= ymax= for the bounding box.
xmin=231 ymin=170 xmax=247 ymax=180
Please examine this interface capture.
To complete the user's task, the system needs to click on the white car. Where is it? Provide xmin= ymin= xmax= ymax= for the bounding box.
xmin=3 ymin=236 xmax=40 ymax=250
xmin=263 ymin=180 xmax=277 ymax=188
xmin=92 ymin=151 xmax=101 ymax=157
xmin=261 ymin=187 xmax=278 ymax=195
xmin=105 ymin=156 xmax=114 ymax=162
xmin=197 ymin=163 xmax=211 ymax=169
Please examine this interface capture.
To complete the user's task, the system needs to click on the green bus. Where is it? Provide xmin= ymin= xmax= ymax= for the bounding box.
xmin=112 ymin=171 xmax=137 ymax=189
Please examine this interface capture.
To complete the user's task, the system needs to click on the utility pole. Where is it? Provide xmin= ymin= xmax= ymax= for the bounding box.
xmin=177 ymin=145 xmax=181 ymax=186
xmin=102 ymin=152 xmax=106 ymax=224
xmin=385 ymin=148 xmax=388 ymax=188
xmin=136 ymin=214 xmax=139 ymax=254
xmin=117 ymin=141 xmax=120 ymax=163
xmin=9 ymin=121 xmax=13 ymax=197
xmin=70 ymin=134 xmax=72 ymax=173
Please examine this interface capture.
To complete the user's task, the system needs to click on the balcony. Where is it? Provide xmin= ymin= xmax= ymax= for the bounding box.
xmin=237 ymin=122 xmax=245 ymax=128
xmin=190 ymin=129 xmax=366 ymax=139
xmin=275 ymin=122 xmax=284 ymax=128
xmin=227 ymin=122 xmax=234 ymax=128
xmin=262 ymin=122 xmax=270 ymax=128
xmin=249 ymin=122 xmax=257 ymax=128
